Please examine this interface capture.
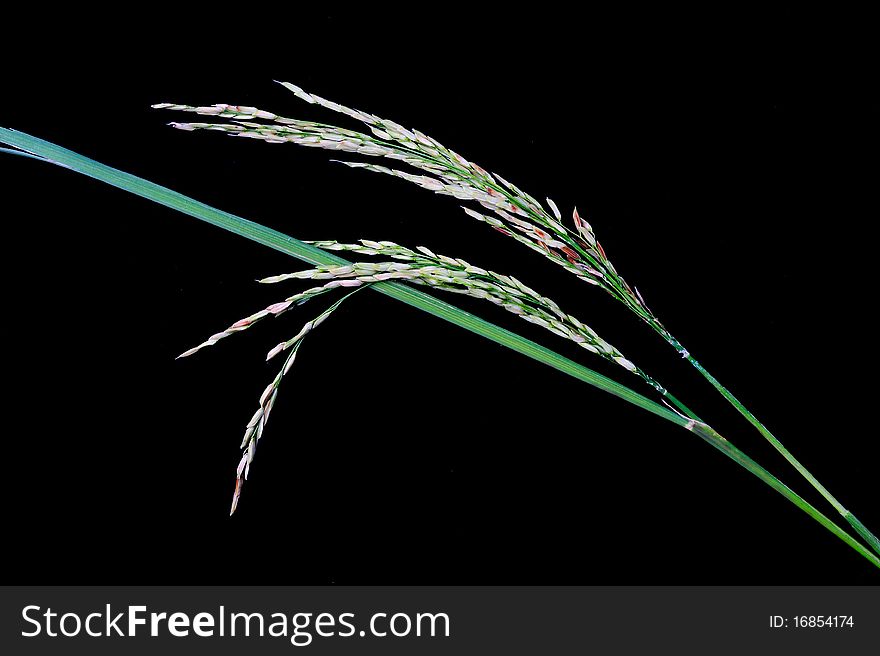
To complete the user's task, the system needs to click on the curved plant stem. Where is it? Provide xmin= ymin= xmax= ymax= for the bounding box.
xmin=2 ymin=126 xmax=877 ymax=571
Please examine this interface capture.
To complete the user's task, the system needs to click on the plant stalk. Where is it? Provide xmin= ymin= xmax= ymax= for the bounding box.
xmin=674 ymin=334 xmax=880 ymax=557
xmin=2 ymin=126 xmax=877 ymax=570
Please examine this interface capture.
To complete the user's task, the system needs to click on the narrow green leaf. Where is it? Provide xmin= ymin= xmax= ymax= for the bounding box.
xmin=3 ymin=126 xmax=878 ymax=571
xmin=0 ymin=127 xmax=684 ymax=426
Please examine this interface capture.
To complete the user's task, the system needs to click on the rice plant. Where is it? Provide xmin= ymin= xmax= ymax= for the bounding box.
xmin=2 ymin=79 xmax=877 ymax=571
xmin=153 ymin=82 xmax=880 ymax=559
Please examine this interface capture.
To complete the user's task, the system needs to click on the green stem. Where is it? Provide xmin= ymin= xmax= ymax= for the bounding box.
xmin=685 ymin=353 xmax=880 ymax=556
xmin=844 ymin=514 xmax=880 ymax=558
xmin=660 ymin=390 xmax=702 ymax=422
xmin=688 ymin=422 xmax=878 ymax=568
xmin=655 ymin=323 xmax=880 ymax=557
xmin=689 ymin=355 xmax=844 ymax=511
xmin=2 ymin=126 xmax=877 ymax=571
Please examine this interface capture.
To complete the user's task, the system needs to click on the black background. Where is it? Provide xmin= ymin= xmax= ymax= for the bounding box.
xmin=3 ymin=8 xmax=877 ymax=583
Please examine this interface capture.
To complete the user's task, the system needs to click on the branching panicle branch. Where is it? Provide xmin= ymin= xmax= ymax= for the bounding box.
xmin=154 ymin=84 xmax=879 ymax=558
